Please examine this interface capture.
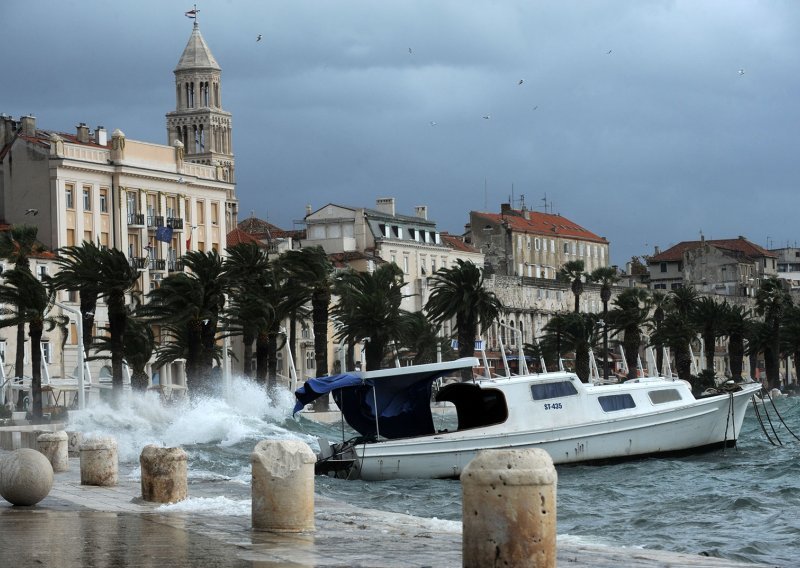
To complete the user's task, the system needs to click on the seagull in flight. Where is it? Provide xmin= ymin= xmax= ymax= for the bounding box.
xmin=408 ymin=47 xmax=413 ymax=54
xmin=606 ymin=49 xmax=612 ymax=54
xmin=257 ymin=34 xmax=262 ymax=42
xmin=738 ymin=68 xmax=745 ymax=76
xmin=429 ymin=121 xmax=437 ymax=126
xmin=24 ymin=208 xmax=38 ymax=216
xmin=482 ymin=115 xmax=491 ymax=120
xmin=518 ymin=79 xmax=524 ymax=85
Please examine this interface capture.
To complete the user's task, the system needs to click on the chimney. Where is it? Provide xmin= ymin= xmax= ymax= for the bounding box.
xmin=95 ymin=126 xmax=107 ymax=146
xmin=76 ymin=123 xmax=90 ymax=143
xmin=0 ymin=114 xmax=13 ymax=145
xmin=305 ymin=203 xmax=312 ymax=216
xmin=20 ymin=115 xmax=36 ymax=136
xmin=500 ymin=203 xmax=511 ymax=214
xmin=414 ymin=205 xmax=428 ymax=220
xmin=375 ymin=197 xmax=396 ymax=216
xmin=654 ymin=246 xmax=661 ymax=255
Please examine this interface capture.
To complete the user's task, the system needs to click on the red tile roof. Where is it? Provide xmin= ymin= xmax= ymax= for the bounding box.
xmin=473 ymin=209 xmax=607 ymax=243
xmin=650 ymin=238 xmax=776 ymax=263
xmin=440 ymin=232 xmax=480 ymax=253
xmin=226 ymin=228 xmax=266 ymax=248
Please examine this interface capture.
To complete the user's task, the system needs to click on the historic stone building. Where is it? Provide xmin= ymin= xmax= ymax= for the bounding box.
xmin=0 ymin=22 xmax=237 ymax=391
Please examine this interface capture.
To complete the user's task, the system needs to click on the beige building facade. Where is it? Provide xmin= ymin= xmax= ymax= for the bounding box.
xmin=0 ymin=22 xmax=237 ymax=391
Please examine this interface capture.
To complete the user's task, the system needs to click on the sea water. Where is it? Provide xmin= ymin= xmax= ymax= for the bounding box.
xmin=68 ymin=378 xmax=800 ymax=566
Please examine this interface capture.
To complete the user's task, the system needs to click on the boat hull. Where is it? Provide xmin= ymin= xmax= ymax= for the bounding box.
xmin=351 ymin=383 xmax=760 ymax=480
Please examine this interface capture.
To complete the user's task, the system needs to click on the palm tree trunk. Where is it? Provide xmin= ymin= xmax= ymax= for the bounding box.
xmin=255 ymin=330 xmax=268 ymax=385
xmin=312 ymin=290 xmax=330 ymax=411
xmin=29 ymin=322 xmax=44 ymax=421
xmin=14 ymin=321 xmax=25 ymax=410
xmin=575 ymin=342 xmax=590 ymax=382
xmin=729 ymin=332 xmax=744 ymax=381
xmin=675 ymin=342 xmax=692 ymax=381
xmin=242 ymin=331 xmax=254 ymax=377
xmin=624 ymin=330 xmax=639 ymax=380
xmin=267 ymin=332 xmax=278 ymax=389
xmin=602 ymin=303 xmax=609 ymax=381
xmin=703 ymin=330 xmax=715 ymax=373
xmin=108 ymin=294 xmax=127 ymax=406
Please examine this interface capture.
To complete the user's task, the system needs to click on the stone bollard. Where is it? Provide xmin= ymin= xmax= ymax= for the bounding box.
xmin=251 ymin=439 xmax=316 ymax=532
xmin=79 ymin=436 xmax=118 ymax=486
xmin=461 ymin=448 xmax=557 ymax=568
xmin=66 ymin=431 xmax=83 ymax=457
xmin=0 ymin=448 xmax=54 ymax=506
xmin=139 ymin=445 xmax=188 ymax=503
xmin=23 ymin=430 xmax=45 ymax=450
xmin=37 ymin=431 xmax=69 ymax=472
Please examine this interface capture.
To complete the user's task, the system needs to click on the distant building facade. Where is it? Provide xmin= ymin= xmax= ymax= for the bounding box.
xmin=467 ymin=204 xmax=610 ymax=279
xmin=647 ymin=236 xmax=776 ymax=296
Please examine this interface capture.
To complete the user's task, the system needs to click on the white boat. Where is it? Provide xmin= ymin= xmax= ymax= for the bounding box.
xmin=294 ymin=357 xmax=763 ymax=481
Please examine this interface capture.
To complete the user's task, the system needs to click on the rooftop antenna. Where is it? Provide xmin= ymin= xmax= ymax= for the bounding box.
xmin=520 ymin=193 xmax=526 ymax=211
xmin=541 ymin=193 xmax=549 ymax=214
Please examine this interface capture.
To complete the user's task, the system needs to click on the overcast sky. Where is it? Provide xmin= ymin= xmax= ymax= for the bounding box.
xmin=4 ymin=1 xmax=800 ymax=267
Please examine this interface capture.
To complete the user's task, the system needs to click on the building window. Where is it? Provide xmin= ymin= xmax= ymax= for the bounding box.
xmin=196 ymin=201 xmax=205 ymax=224
xmin=127 ymin=191 xmax=137 ymax=214
xmin=306 ymin=351 xmax=315 ymax=370
xmin=535 ymin=238 xmax=541 ymax=251
xmin=41 ymin=341 xmax=52 ymax=364
xmin=99 ymin=189 xmax=108 ymax=213
xmin=403 ymin=255 xmax=409 ymax=274
xmin=83 ymin=187 xmax=92 ymax=210
xmin=431 ymin=258 xmax=436 ymax=273
xmin=563 ymin=243 xmax=569 ymax=255
xmin=65 ymin=184 xmax=75 ymax=209
xmin=660 ymin=262 xmax=667 ymax=273
xmin=211 ymin=202 xmax=219 ymax=225
xmin=0 ymin=340 xmax=6 ymax=364
xmin=37 ymin=265 xmax=47 ymax=280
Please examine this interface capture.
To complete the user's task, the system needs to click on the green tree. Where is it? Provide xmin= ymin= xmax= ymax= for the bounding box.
xmin=608 ymin=288 xmax=650 ymax=380
xmin=649 ymin=291 xmax=668 ymax=374
xmin=755 ymin=277 xmax=791 ymax=389
xmin=781 ymin=303 xmax=800 ymax=387
xmin=650 ymin=287 xmax=699 ymax=382
xmin=425 ymin=259 xmax=502 ymax=379
xmin=332 ymin=264 xmax=409 ymax=371
xmin=141 ymin=251 xmax=226 ymax=394
xmin=589 ymin=266 xmax=619 ymax=380
xmin=691 ymin=296 xmax=729 ymax=375
xmin=397 ymin=311 xmax=453 ymax=364
xmin=0 ymin=268 xmax=66 ymax=419
xmin=0 ymin=225 xmax=46 ymax=404
xmin=542 ymin=312 xmax=600 ymax=382
xmin=558 ymin=260 xmax=586 ymax=313
xmin=49 ymin=241 xmax=103 ymax=356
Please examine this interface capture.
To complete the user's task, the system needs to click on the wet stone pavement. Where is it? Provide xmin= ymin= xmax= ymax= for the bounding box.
xmin=0 ymin=451 xmax=769 ymax=567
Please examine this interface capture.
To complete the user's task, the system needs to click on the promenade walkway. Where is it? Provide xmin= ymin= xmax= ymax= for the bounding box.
xmin=0 ymin=451 xmax=767 ymax=567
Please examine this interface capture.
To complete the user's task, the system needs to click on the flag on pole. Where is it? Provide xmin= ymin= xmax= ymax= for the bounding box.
xmin=156 ymin=225 xmax=174 ymax=243
xmin=185 ymin=8 xmax=198 ymax=19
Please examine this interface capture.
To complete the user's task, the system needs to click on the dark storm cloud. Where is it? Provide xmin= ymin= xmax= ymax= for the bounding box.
xmin=4 ymin=1 xmax=800 ymax=263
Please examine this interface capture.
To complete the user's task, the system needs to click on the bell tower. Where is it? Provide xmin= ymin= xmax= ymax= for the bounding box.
xmin=166 ymin=22 xmax=234 ymax=181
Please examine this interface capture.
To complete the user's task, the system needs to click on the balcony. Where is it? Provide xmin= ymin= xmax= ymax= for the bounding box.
xmin=167 ymin=217 xmax=184 ymax=231
xmin=129 ymin=257 xmax=148 ymax=270
xmin=167 ymin=260 xmax=183 ymax=272
xmin=149 ymin=258 xmax=166 ymax=271
xmin=147 ymin=215 xmax=165 ymax=229
xmin=128 ymin=213 xmax=145 ymax=227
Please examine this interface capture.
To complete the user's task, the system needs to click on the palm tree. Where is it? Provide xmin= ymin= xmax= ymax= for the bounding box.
xmin=275 ymin=246 xmax=334 ymax=379
xmin=141 ymin=251 xmax=226 ymax=394
xmin=223 ymin=243 xmax=272 ymax=378
xmin=425 ymin=259 xmax=502 ymax=380
xmin=0 ymin=268 xmax=66 ymax=420
xmin=755 ymin=277 xmax=791 ymax=389
xmin=691 ymin=296 xmax=729 ymax=375
xmin=716 ymin=303 xmax=751 ymax=382
xmin=649 ymin=291 xmax=668 ymax=374
xmin=49 ymin=241 xmax=103 ymax=356
xmin=650 ymin=287 xmax=699 ymax=382
xmin=332 ymin=263 xmax=409 ymax=370
xmin=781 ymin=303 xmax=800 ymax=387
xmin=558 ymin=260 xmax=586 ymax=313
xmin=0 ymin=225 xmax=46 ymax=402
xmin=94 ymin=247 xmax=142 ymax=399
xmin=589 ymin=266 xmax=619 ymax=380
xmin=608 ymin=288 xmax=650 ymax=380
xmin=397 ymin=311 xmax=452 ymax=364
xmin=543 ymin=311 xmax=599 ymax=382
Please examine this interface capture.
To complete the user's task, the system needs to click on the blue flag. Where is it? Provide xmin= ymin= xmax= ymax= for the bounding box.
xmin=155 ymin=225 xmax=174 ymax=243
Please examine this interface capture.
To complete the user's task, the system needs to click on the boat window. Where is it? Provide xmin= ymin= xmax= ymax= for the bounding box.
xmin=598 ymin=394 xmax=636 ymax=412
xmin=531 ymin=381 xmax=578 ymax=400
xmin=648 ymin=389 xmax=682 ymax=404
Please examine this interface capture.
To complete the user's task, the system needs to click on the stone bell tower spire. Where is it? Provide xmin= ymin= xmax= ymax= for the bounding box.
xmin=166 ymin=21 xmax=234 ymax=181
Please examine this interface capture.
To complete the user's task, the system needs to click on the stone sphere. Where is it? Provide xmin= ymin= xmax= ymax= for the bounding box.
xmin=0 ymin=448 xmax=54 ymax=506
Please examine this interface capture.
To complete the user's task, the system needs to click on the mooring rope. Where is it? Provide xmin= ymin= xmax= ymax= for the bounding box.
xmin=723 ymin=392 xmax=732 ymax=451
xmin=760 ymin=392 xmax=784 ymax=446
xmin=766 ymin=393 xmax=800 ymax=442
xmin=751 ymin=394 xmax=778 ymax=446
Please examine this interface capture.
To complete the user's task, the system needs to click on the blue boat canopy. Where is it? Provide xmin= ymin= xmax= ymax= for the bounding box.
xmin=293 ymin=358 xmax=479 ymax=440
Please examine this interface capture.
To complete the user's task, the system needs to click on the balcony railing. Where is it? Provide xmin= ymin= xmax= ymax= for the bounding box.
xmin=167 ymin=217 xmax=184 ymax=231
xmin=147 ymin=215 xmax=165 ymax=229
xmin=149 ymin=258 xmax=166 ymax=271
xmin=167 ymin=260 xmax=183 ymax=272
xmin=129 ymin=257 xmax=148 ymax=270
xmin=128 ymin=213 xmax=145 ymax=226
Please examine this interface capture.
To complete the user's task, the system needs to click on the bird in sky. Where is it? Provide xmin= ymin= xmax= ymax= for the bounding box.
xmin=482 ymin=115 xmax=491 ymax=120
xmin=607 ymin=49 xmax=612 ymax=54
xmin=408 ymin=47 xmax=413 ymax=55
xmin=738 ymin=68 xmax=745 ymax=75
xmin=533 ymin=106 xmax=538 ymax=111
xmin=24 ymin=208 xmax=38 ymax=216
xmin=518 ymin=79 xmax=524 ymax=85
xmin=257 ymin=34 xmax=262 ymax=42
xmin=429 ymin=121 xmax=437 ymax=126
